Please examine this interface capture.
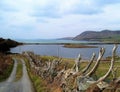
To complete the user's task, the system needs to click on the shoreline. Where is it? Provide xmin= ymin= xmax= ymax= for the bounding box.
xmin=21 ymin=42 xmax=119 ymax=49
xmin=22 ymin=42 xmax=120 ymax=45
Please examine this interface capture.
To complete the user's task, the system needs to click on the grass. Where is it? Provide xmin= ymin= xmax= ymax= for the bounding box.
xmin=29 ymin=72 xmax=48 ymax=92
xmin=22 ymin=56 xmax=48 ymax=92
xmin=16 ymin=54 xmax=120 ymax=92
xmin=0 ymin=61 xmax=14 ymax=82
xmin=27 ymin=56 xmax=75 ymax=92
xmin=63 ymin=44 xmax=98 ymax=48
xmin=15 ymin=59 xmax=23 ymax=81
xmin=12 ymin=55 xmax=47 ymax=92
xmin=0 ymin=54 xmax=14 ymax=82
xmin=79 ymin=60 xmax=120 ymax=81
xmin=101 ymin=35 xmax=120 ymax=42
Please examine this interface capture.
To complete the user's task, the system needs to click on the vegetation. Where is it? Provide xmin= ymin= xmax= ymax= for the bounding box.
xmin=22 ymin=52 xmax=120 ymax=92
xmin=0 ymin=53 xmax=13 ymax=82
xmin=8 ymin=51 xmax=120 ymax=92
xmin=15 ymin=59 xmax=23 ymax=81
xmin=21 ymin=54 xmax=75 ymax=92
xmin=0 ymin=37 xmax=22 ymax=81
xmin=101 ymin=34 xmax=120 ymax=42
xmin=29 ymin=72 xmax=48 ymax=92
xmin=63 ymin=44 xmax=98 ymax=48
xmin=0 ymin=38 xmax=22 ymax=52
xmin=22 ymin=56 xmax=48 ymax=92
xmin=73 ymin=30 xmax=120 ymax=42
xmin=80 ymin=60 xmax=120 ymax=80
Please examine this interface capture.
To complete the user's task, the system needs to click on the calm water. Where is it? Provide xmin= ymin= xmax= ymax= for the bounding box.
xmin=10 ymin=44 xmax=120 ymax=59
xmin=16 ymin=39 xmax=99 ymax=44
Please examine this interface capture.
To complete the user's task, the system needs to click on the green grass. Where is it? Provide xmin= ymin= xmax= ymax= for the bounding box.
xmin=23 ymin=56 xmax=48 ymax=92
xmin=101 ymin=35 xmax=120 ymax=42
xmin=29 ymin=72 xmax=48 ymax=92
xmin=15 ymin=59 xmax=23 ymax=81
xmin=79 ymin=60 xmax=120 ymax=81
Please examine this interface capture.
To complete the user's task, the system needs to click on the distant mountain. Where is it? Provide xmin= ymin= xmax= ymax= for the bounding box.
xmin=57 ymin=37 xmax=74 ymax=40
xmin=0 ymin=38 xmax=22 ymax=52
xmin=73 ymin=30 xmax=120 ymax=42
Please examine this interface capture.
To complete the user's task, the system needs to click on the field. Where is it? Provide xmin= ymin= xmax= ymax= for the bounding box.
xmin=101 ymin=35 xmax=120 ymax=43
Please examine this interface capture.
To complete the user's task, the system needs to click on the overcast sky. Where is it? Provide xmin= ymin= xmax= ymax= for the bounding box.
xmin=0 ymin=0 xmax=120 ymax=39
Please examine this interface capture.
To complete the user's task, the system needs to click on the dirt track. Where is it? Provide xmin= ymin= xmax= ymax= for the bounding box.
xmin=0 ymin=58 xmax=34 ymax=92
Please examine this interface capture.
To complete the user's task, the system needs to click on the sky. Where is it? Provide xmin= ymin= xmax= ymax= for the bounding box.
xmin=0 ymin=0 xmax=120 ymax=39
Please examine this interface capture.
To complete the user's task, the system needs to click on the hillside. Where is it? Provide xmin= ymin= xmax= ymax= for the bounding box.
xmin=0 ymin=38 xmax=22 ymax=52
xmin=73 ymin=30 xmax=120 ymax=42
xmin=57 ymin=37 xmax=73 ymax=40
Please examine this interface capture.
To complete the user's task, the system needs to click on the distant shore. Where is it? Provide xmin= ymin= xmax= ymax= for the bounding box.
xmin=21 ymin=42 xmax=120 ymax=48
xmin=63 ymin=44 xmax=98 ymax=48
xmin=22 ymin=42 xmax=120 ymax=45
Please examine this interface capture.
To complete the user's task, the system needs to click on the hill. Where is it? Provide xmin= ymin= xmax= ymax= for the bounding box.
xmin=73 ymin=30 xmax=120 ymax=42
xmin=57 ymin=37 xmax=73 ymax=40
xmin=0 ymin=38 xmax=22 ymax=52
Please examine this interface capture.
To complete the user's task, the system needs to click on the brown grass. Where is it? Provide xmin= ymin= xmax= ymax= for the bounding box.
xmin=0 ymin=53 xmax=13 ymax=82
xmin=64 ymin=44 xmax=98 ymax=48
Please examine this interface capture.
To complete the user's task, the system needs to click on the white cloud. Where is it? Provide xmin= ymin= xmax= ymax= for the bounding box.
xmin=0 ymin=0 xmax=120 ymax=39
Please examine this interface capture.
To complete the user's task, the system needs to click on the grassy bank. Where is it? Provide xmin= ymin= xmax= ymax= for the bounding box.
xmin=0 ymin=62 xmax=13 ymax=82
xmin=0 ymin=54 xmax=14 ymax=82
xmin=20 ymin=54 xmax=120 ymax=92
xmin=29 ymin=72 xmax=48 ymax=92
xmin=15 ymin=59 xmax=23 ymax=81
xmin=23 ymin=56 xmax=48 ymax=92
xmin=24 ymin=55 xmax=74 ymax=92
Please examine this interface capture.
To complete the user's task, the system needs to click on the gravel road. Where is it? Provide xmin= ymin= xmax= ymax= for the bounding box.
xmin=0 ymin=58 xmax=34 ymax=92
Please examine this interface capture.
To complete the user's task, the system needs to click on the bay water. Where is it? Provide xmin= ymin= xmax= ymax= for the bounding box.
xmin=10 ymin=40 xmax=120 ymax=59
